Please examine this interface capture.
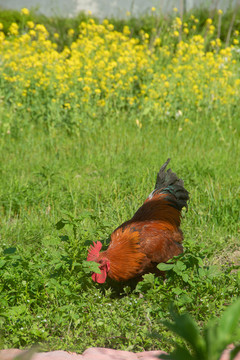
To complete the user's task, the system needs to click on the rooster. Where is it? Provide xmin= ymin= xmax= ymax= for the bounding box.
xmin=87 ymin=159 xmax=189 ymax=283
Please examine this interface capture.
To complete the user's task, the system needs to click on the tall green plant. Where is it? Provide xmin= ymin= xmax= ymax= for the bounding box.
xmin=160 ymin=299 xmax=240 ymax=360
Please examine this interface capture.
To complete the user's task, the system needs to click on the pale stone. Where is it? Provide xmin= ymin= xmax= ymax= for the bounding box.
xmin=0 ymin=346 xmax=239 ymax=360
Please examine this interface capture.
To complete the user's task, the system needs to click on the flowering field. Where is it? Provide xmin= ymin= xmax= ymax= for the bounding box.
xmin=0 ymin=11 xmax=240 ymax=133
xmin=0 ymin=9 xmax=239 ymax=354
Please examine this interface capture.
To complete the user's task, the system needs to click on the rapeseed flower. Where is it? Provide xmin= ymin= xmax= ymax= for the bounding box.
xmin=9 ymin=23 xmax=19 ymax=35
xmin=27 ymin=21 xmax=35 ymax=29
xmin=21 ymin=8 xmax=30 ymax=15
xmin=68 ymin=29 xmax=75 ymax=37
xmin=0 ymin=16 xmax=239 ymax=129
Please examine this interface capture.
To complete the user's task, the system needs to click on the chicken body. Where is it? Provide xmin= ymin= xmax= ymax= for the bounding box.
xmin=87 ymin=159 xmax=189 ymax=283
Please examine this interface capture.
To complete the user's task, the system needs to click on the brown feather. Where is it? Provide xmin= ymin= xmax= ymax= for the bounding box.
xmin=99 ymin=227 xmax=145 ymax=281
xmin=119 ymin=193 xmax=181 ymax=230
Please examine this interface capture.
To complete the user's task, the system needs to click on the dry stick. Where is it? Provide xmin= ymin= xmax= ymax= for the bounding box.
xmin=225 ymin=10 xmax=236 ymax=47
xmin=217 ymin=12 xmax=222 ymax=39
xmin=130 ymin=0 xmax=135 ymax=15
xmin=210 ymin=0 xmax=220 ymax=18
xmin=179 ymin=0 xmax=186 ymax=42
xmin=149 ymin=11 xmax=163 ymax=51
xmin=226 ymin=11 xmax=236 ymax=47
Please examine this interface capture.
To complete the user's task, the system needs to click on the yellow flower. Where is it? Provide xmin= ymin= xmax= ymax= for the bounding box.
xmin=218 ymin=9 xmax=223 ymax=15
xmin=151 ymin=7 xmax=156 ymax=12
xmin=183 ymin=28 xmax=189 ymax=34
xmin=68 ymin=29 xmax=75 ymax=37
xmin=21 ymin=8 xmax=30 ymax=15
xmin=0 ymin=31 xmax=5 ymax=40
xmin=97 ymin=99 xmax=106 ymax=107
xmin=173 ymin=30 xmax=179 ymax=37
xmin=108 ymin=24 xmax=114 ymax=31
xmin=83 ymin=85 xmax=91 ymax=92
xmin=54 ymin=33 xmax=59 ymax=39
xmin=64 ymin=103 xmax=71 ymax=109
xmin=123 ymin=26 xmax=130 ymax=36
xmin=0 ymin=23 xmax=3 ymax=30
xmin=209 ymin=25 xmax=215 ymax=32
xmin=154 ymin=38 xmax=161 ymax=46
xmin=126 ymin=11 xmax=131 ymax=16
xmin=9 ymin=23 xmax=19 ymax=36
xmin=173 ymin=7 xmax=178 ymax=12
xmin=27 ymin=21 xmax=34 ymax=29
xmin=29 ymin=30 xmax=36 ymax=37
xmin=35 ymin=24 xmax=48 ymax=33
xmin=206 ymin=18 xmax=212 ymax=25
xmin=175 ymin=17 xmax=182 ymax=28
xmin=233 ymin=39 xmax=239 ymax=45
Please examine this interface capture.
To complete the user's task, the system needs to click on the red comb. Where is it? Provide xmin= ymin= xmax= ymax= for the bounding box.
xmin=87 ymin=241 xmax=102 ymax=261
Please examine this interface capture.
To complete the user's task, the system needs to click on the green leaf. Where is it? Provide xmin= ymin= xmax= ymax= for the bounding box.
xmin=78 ymin=210 xmax=94 ymax=220
xmin=182 ymin=273 xmax=189 ymax=282
xmin=161 ymin=344 xmax=195 ymax=360
xmin=14 ymin=348 xmax=37 ymax=360
xmin=157 ymin=263 xmax=174 ymax=271
xmin=59 ymin=235 xmax=69 ymax=242
xmin=82 ymin=260 xmax=101 ymax=274
xmin=198 ymin=267 xmax=206 ymax=278
xmin=230 ymin=345 xmax=240 ymax=360
xmin=204 ymin=299 xmax=240 ymax=360
xmin=162 ymin=313 xmax=206 ymax=359
xmin=142 ymin=273 xmax=155 ymax=284
xmin=160 ymin=354 xmax=173 ymax=359
xmin=7 ymin=304 xmax=27 ymax=317
xmin=173 ymin=260 xmax=186 ymax=274
xmin=3 ymin=247 xmax=16 ymax=255
xmin=172 ymin=287 xmax=183 ymax=295
xmin=206 ymin=265 xmax=221 ymax=279
xmin=177 ymin=294 xmax=192 ymax=305
xmin=136 ymin=273 xmax=156 ymax=292
xmin=0 ymin=259 xmax=6 ymax=268
xmin=217 ymin=299 xmax=240 ymax=341
xmin=55 ymin=219 xmax=68 ymax=230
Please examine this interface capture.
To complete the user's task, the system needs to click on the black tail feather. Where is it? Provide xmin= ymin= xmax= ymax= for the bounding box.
xmin=155 ymin=159 xmax=189 ymax=211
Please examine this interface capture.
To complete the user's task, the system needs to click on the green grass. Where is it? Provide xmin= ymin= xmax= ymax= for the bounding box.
xmin=0 ymin=109 xmax=239 ymax=352
xmin=0 ymin=6 xmax=239 ymax=353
